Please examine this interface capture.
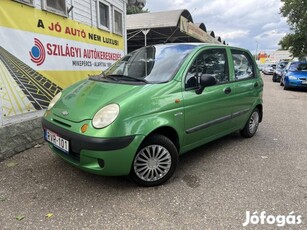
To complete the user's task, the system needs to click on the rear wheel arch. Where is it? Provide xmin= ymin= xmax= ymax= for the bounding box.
xmin=240 ymin=107 xmax=261 ymax=138
xmin=255 ymin=104 xmax=263 ymax=123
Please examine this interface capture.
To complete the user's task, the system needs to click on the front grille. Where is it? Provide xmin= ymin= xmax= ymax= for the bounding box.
xmin=53 ymin=119 xmax=71 ymax=128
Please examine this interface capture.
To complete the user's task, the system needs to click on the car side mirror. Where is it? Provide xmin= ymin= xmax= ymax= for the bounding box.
xmin=196 ymin=74 xmax=217 ymax=94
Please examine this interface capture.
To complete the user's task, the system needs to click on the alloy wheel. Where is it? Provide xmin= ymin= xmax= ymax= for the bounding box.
xmin=134 ymin=145 xmax=172 ymax=182
xmin=249 ymin=111 xmax=259 ymax=134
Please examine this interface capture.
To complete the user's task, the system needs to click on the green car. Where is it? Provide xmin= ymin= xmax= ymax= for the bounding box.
xmin=42 ymin=43 xmax=263 ymax=186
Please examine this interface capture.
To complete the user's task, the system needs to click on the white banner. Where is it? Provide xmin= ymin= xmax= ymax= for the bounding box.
xmin=0 ymin=26 xmax=124 ymax=71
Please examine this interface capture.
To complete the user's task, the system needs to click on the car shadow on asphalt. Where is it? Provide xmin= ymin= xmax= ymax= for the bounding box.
xmin=285 ymin=88 xmax=307 ymax=93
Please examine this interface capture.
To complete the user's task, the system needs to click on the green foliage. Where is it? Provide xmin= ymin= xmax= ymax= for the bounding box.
xmin=280 ymin=0 xmax=307 ymax=31
xmin=127 ymin=6 xmax=149 ymax=15
xmin=279 ymin=34 xmax=306 ymax=57
xmin=280 ymin=0 xmax=307 ymax=57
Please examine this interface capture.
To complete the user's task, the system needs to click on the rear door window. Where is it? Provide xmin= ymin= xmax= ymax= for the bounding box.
xmin=231 ymin=50 xmax=255 ymax=80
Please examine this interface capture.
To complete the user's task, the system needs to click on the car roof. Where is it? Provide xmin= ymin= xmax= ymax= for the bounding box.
xmin=153 ymin=42 xmax=224 ymax=47
xmin=290 ymin=61 xmax=307 ymax=64
xmin=152 ymin=42 xmax=249 ymax=52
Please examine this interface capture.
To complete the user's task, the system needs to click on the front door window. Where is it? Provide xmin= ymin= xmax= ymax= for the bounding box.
xmin=185 ymin=48 xmax=229 ymax=89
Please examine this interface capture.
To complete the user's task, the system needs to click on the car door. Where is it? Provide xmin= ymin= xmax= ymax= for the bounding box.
xmin=229 ymin=49 xmax=263 ymax=129
xmin=181 ymin=48 xmax=235 ymax=152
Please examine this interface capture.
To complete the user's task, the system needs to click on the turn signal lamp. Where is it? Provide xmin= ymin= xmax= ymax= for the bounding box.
xmin=81 ymin=124 xmax=88 ymax=133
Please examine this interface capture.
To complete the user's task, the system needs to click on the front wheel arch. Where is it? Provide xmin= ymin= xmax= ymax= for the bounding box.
xmin=147 ymin=126 xmax=180 ymax=153
xmin=129 ymin=134 xmax=179 ymax=187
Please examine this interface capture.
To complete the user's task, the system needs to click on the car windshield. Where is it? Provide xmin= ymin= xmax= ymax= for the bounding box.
xmin=100 ymin=44 xmax=196 ymax=84
xmin=278 ymin=62 xmax=288 ymax=69
xmin=265 ymin=64 xmax=275 ymax=68
xmin=289 ymin=62 xmax=307 ymax=71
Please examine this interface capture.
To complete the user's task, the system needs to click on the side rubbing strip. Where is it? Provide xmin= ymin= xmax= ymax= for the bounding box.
xmin=186 ymin=115 xmax=231 ymax=134
xmin=232 ymin=108 xmax=250 ymax=118
xmin=185 ymin=108 xmax=250 ymax=134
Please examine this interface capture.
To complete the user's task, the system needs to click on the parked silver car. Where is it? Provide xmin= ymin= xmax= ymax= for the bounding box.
xmin=272 ymin=61 xmax=288 ymax=82
xmin=262 ymin=63 xmax=276 ymax=75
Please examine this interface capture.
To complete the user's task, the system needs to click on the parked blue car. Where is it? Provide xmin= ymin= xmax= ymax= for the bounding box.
xmin=280 ymin=61 xmax=307 ymax=90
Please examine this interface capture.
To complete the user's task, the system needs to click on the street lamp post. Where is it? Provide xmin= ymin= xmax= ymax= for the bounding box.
xmin=255 ymin=41 xmax=258 ymax=60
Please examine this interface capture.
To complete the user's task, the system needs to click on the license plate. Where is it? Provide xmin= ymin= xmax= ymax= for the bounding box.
xmin=44 ymin=129 xmax=69 ymax=153
xmin=302 ymin=81 xmax=307 ymax=85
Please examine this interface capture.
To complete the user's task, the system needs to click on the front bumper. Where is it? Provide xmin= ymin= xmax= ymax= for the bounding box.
xmin=263 ymin=70 xmax=273 ymax=75
xmin=42 ymin=119 xmax=143 ymax=176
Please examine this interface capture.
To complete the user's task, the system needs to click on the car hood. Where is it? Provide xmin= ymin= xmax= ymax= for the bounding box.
xmin=52 ymin=80 xmax=141 ymax=122
xmin=289 ymin=71 xmax=307 ymax=78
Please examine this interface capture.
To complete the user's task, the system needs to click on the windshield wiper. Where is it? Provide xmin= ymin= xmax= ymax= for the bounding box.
xmin=106 ymin=74 xmax=149 ymax=84
xmin=89 ymin=72 xmax=107 ymax=81
xmin=107 ymin=75 xmax=120 ymax=82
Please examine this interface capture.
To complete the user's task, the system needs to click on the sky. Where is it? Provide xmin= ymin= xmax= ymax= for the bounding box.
xmin=145 ymin=0 xmax=290 ymax=55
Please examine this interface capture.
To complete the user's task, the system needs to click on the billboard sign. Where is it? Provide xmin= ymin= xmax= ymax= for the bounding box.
xmin=0 ymin=0 xmax=124 ymax=122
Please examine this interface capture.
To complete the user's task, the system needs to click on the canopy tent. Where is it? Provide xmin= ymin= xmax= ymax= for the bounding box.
xmin=127 ymin=9 xmax=223 ymax=52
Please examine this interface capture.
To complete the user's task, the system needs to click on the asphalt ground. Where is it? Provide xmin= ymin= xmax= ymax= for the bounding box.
xmin=1 ymin=75 xmax=307 ymax=229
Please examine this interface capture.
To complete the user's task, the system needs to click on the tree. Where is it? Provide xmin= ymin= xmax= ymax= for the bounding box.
xmin=127 ymin=0 xmax=149 ymax=15
xmin=279 ymin=0 xmax=307 ymax=57
xmin=127 ymin=6 xmax=149 ymax=15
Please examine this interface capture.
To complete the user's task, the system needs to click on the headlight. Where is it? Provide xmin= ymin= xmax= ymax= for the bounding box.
xmin=288 ymin=76 xmax=297 ymax=80
xmin=92 ymin=104 xmax=119 ymax=129
xmin=48 ymin=92 xmax=62 ymax=110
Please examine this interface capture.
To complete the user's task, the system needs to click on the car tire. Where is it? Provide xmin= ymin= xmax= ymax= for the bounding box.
xmin=240 ymin=108 xmax=260 ymax=138
xmin=280 ymin=80 xmax=284 ymax=86
xmin=272 ymin=74 xmax=277 ymax=82
xmin=129 ymin=134 xmax=179 ymax=187
xmin=283 ymin=83 xmax=289 ymax=90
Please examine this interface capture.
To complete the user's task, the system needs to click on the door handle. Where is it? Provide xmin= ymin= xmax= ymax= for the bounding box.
xmin=224 ymin=87 xmax=231 ymax=94
xmin=254 ymin=82 xmax=259 ymax=87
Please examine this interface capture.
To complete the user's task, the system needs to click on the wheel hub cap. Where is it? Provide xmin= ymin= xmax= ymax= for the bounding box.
xmin=148 ymin=158 xmax=158 ymax=169
xmin=249 ymin=111 xmax=259 ymax=134
xmin=134 ymin=145 xmax=172 ymax=182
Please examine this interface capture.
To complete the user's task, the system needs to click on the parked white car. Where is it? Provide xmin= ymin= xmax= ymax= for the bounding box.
xmin=262 ymin=63 xmax=276 ymax=75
